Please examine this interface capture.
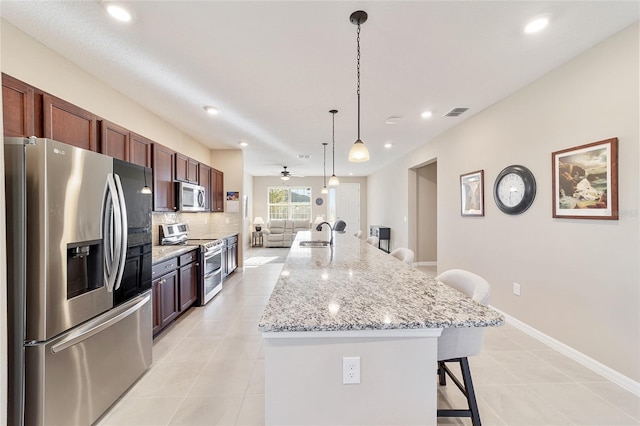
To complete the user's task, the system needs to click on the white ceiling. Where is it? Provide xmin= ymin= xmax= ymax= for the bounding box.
xmin=1 ymin=1 xmax=638 ymax=178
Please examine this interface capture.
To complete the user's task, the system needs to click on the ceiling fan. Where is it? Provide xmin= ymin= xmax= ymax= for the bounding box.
xmin=277 ymin=166 xmax=304 ymax=181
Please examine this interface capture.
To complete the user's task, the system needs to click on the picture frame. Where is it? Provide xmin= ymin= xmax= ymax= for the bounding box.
xmin=460 ymin=170 xmax=484 ymax=216
xmin=552 ymin=137 xmax=618 ymax=220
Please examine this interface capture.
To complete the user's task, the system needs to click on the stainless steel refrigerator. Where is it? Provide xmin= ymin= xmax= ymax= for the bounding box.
xmin=5 ymin=137 xmax=153 ymax=425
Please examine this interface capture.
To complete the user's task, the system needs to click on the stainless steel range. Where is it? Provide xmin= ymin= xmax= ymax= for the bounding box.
xmin=160 ymin=223 xmax=223 ymax=304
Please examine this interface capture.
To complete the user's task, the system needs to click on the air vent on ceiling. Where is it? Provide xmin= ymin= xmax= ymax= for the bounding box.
xmin=444 ymin=107 xmax=469 ymax=117
xmin=297 ymin=154 xmax=311 ymax=159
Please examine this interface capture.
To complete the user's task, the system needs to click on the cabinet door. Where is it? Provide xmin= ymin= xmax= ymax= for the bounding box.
xmin=198 ymin=164 xmax=212 ymax=211
xmin=159 ymin=270 xmax=179 ymax=328
xmin=100 ymin=120 xmax=129 ymax=161
xmin=43 ymin=94 xmax=97 ymax=151
xmin=175 ymin=153 xmax=189 ymax=182
xmin=188 ymin=158 xmax=199 ymax=183
xmin=211 ymin=168 xmax=224 ymax=212
xmin=152 ymin=279 xmax=162 ymax=335
xmin=232 ymin=243 xmax=238 ymax=271
xmin=2 ymin=73 xmax=35 ymax=137
xmin=130 ymin=132 xmax=152 ymax=167
xmin=152 ymin=143 xmax=176 ymax=211
xmin=179 ymin=262 xmax=198 ymax=312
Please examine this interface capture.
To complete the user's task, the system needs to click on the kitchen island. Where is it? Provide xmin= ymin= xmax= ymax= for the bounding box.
xmin=259 ymin=231 xmax=503 ymax=425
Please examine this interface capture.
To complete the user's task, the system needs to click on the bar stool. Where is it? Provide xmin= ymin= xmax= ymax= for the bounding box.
xmin=389 ymin=247 xmax=414 ymax=265
xmin=364 ymin=236 xmax=379 ymax=247
xmin=435 ymin=269 xmax=491 ymax=426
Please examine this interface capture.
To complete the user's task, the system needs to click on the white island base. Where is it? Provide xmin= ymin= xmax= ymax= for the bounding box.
xmin=263 ymin=328 xmax=443 ymax=425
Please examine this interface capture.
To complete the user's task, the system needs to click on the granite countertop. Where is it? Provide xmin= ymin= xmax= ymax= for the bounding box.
xmin=258 ymin=231 xmax=504 ymax=333
xmin=152 ymin=232 xmax=239 ymax=264
xmin=152 ymin=245 xmax=198 ymax=264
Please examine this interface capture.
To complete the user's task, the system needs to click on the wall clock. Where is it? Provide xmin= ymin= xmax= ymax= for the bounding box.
xmin=493 ymin=165 xmax=536 ymax=215
xmin=315 ymin=197 xmax=324 ymax=206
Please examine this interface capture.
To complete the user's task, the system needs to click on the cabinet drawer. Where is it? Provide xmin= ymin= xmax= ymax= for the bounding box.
xmin=152 ymin=257 xmax=178 ymax=278
xmin=179 ymin=250 xmax=198 ymax=266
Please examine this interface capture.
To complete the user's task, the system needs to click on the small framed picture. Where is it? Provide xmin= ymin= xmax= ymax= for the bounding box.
xmin=552 ymin=137 xmax=618 ymax=220
xmin=460 ymin=170 xmax=484 ymax=216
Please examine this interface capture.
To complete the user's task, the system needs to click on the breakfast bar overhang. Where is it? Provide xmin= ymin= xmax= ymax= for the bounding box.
xmin=259 ymin=232 xmax=504 ymax=425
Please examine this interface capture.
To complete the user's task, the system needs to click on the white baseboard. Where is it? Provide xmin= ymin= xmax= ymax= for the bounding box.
xmin=493 ymin=307 xmax=640 ymax=397
xmin=414 ymin=261 xmax=437 ymax=267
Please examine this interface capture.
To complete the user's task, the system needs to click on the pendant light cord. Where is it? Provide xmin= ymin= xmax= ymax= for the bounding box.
xmin=357 ymin=23 xmax=361 ymax=141
xmin=332 ymin=112 xmax=336 ymax=175
xmin=323 ymin=143 xmax=327 ymax=187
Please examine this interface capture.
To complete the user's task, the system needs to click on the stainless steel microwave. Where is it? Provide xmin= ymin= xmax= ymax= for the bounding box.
xmin=177 ymin=181 xmax=206 ymax=212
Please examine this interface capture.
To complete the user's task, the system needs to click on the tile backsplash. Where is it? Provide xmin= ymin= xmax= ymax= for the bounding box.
xmin=152 ymin=212 xmax=242 ymax=245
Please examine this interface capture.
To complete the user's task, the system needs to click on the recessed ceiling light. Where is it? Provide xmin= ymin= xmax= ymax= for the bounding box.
xmin=103 ymin=1 xmax=135 ymax=22
xmin=524 ymin=15 xmax=550 ymax=34
xmin=421 ymin=111 xmax=433 ymax=119
xmin=239 ymin=141 xmax=248 ymax=147
xmin=384 ymin=142 xmax=393 ymax=149
xmin=204 ymin=106 xmax=219 ymax=115
xmin=385 ymin=116 xmax=401 ymax=125
xmin=349 ymin=172 xmax=354 ymax=176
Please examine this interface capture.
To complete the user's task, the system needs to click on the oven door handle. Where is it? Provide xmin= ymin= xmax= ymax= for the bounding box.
xmin=204 ymin=269 xmax=222 ymax=279
xmin=203 ymin=248 xmax=222 ymax=259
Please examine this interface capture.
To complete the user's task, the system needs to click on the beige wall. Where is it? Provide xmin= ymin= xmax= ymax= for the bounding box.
xmin=252 ymin=176 xmax=368 ymax=234
xmin=210 ymin=149 xmax=244 ymax=262
xmin=369 ymin=23 xmax=640 ymax=382
xmin=0 ymin=19 xmax=243 ymax=235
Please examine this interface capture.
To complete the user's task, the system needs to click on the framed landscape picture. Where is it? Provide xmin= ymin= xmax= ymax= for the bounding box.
xmin=460 ymin=170 xmax=484 ymax=216
xmin=552 ymin=137 xmax=618 ymax=220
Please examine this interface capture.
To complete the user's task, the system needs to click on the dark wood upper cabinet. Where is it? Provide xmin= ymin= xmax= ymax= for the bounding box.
xmin=2 ymin=73 xmax=35 ymax=138
xmin=188 ymin=158 xmax=199 ymax=183
xmin=211 ymin=168 xmax=224 ymax=212
xmin=100 ymin=120 xmax=129 ymax=161
xmin=130 ymin=132 xmax=153 ymax=168
xmin=152 ymin=143 xmax=176 ymax=212
xmin=43 ymin=94 xmax=97 ymax=151
xmin=198 ymin=163 xmax=212 ymax=211
xmin=175 ymin=153 xmax=187 ymax=181
xmin=175 ymin=153 xmax=198 ymax=183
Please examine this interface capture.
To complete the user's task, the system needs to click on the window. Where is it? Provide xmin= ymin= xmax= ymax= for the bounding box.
xmin=267 ymin=186 xmax=312 ymax=221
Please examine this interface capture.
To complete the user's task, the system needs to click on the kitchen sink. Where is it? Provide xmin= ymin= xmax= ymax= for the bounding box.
xmin=299 ymin=240 xmax=331 ymax=247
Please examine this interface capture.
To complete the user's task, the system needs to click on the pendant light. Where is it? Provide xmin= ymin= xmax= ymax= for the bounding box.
xmin=141 ymin=168 xmax=152 ymax=194
xmin=328 ymin=109 xmax=340 ymax=186
xmin=321 ymin=143 xmax=328 ymax=194
xmin=348 ymin=10 xmax=370 ymax=163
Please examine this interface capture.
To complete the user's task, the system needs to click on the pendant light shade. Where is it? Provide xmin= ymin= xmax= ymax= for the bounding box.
xmin=321 ymin=143 xmax=328 ymax=194
xmin=349 ymin=10 xmax=370 ymax=163
xmin=328 ymin=109 xmax=340 ymax=186
xmin=349 ymin=139 xmax=370 ymax=162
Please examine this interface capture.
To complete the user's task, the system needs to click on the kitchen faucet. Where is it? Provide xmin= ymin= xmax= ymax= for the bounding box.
xmin=315 ymin=221 xmax=334 ymax=246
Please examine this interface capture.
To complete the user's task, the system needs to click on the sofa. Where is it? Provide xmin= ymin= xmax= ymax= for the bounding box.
xmin=263 ymin=219 xmax=311 ymax=247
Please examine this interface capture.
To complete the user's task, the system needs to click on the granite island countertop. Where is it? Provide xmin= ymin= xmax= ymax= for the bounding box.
xmin=258 ymin=231 xmax=504 ymax=333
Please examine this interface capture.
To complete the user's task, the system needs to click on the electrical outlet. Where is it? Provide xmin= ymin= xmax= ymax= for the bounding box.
xmin=342 ymin=356 xmax=360 ymax=384
xmin=513 ymin=282 xmax=521 ymax=296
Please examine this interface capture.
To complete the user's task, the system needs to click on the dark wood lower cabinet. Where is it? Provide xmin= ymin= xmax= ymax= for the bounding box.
xmin=179 ymin=262 xmax=198 ymax=312
xmin=158 ymin=270 xmax=179 ymax=329
xmin=152 ymin=249 xmax=200 ymax=337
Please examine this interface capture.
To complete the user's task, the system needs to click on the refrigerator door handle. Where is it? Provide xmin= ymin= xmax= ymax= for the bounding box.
xmin=51 ymin=294 xmax=150 ymax=354
xmin=103 ymin=174 xmax=123 ymax=292
xmin=112 ymin=174 xmax=128 ymax=291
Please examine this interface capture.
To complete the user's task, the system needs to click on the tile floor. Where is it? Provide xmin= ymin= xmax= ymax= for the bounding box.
xmin=96 ymin=248 xmax=640 ymax=426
